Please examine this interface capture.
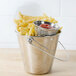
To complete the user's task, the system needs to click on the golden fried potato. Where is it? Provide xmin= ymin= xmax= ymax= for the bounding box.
xmin=14 ymin=12 xmax=58 ymax=36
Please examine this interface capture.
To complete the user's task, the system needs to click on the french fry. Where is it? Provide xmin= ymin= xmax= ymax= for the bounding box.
xmin=14 ymin=12 xmax=58 ymax=36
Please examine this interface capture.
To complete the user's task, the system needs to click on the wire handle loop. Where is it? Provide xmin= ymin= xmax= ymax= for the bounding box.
xmin=27 ymin=36 xmax=69 ymax=61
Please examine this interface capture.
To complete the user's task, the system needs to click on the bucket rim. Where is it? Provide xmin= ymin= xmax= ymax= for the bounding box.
xmin=19 ymin=32 xmax=61 ymax=38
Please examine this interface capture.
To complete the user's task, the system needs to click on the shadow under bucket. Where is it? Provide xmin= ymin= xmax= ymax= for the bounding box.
xmin=18 ymin=33 xmax=60 ymax=75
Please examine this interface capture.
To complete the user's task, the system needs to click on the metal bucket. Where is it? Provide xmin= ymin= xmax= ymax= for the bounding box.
xmin=18 ymin=33 xmax=59 ymax=74
xmin=17 ymin=33 xmax=69 ymax=75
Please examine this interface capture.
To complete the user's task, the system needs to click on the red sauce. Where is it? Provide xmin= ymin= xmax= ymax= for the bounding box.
xmin=40 ymin=24 xmax=52 ymax=29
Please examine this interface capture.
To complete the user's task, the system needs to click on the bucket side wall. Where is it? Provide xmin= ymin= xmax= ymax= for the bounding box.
xmin=18 ymin=34 xmax=59 ymax=74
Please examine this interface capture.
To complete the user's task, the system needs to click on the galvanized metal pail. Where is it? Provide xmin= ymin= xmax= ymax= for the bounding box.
xmin=17 ymin=33 xmax=69 ymax=75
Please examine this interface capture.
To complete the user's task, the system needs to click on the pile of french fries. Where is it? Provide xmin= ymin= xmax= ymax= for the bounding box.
xmin=14 ymin=12 xmax=58 ymax=36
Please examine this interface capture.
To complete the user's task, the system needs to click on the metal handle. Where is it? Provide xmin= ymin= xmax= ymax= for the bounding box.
xmin=15 ymin=30 xmax=69 ymax=61
xmin=27 ymin=37 xmax=69 ymax=61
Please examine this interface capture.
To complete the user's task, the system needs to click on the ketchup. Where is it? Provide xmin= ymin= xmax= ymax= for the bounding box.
xmin=40 ymin=24 xmax=52 ymax=29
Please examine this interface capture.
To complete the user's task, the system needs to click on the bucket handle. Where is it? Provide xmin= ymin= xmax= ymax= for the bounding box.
xmin=27 ymin=37 xmax=69 ymax=61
